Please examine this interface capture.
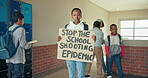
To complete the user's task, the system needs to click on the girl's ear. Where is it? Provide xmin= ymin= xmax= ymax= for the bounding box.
xmin=17 ymin=19 xmax=20 ymax=22
xmin=18 ymin=18 xmax=21 ymax=22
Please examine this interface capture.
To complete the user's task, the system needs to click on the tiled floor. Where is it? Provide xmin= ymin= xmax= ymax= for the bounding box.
xmin=42 ymin=60 xmax=98 ymax=78
xmin=41 ymin=60 xmax=147 ymax=78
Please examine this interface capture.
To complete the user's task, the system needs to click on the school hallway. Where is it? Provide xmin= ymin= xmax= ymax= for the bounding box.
xmin=35 ymin=60 xmax=147 ymax=78
xmin=1 ymin=0 xmax=148 ymax=78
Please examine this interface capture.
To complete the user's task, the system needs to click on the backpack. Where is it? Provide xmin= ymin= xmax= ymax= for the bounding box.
xmin=107 ymin=34 xmax=121 ymax=47
xmin=65 ymin=22 xmax=89 ymax=30
xmin=0 ymin=26 xmax=21 ymax=59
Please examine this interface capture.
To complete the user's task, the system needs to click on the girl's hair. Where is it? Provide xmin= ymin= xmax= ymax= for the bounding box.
xmin=110 ymin=24 xmax=117 ymax=29
xmin=93 ymin=21 xmax=101 ymax=28
xmin=71 ymin=8 xmax=82 ymax=14
xmin=96 ymin=19 xmax=104 ymax=27
xmin=12 ymin=12 xmax=24 ymax=23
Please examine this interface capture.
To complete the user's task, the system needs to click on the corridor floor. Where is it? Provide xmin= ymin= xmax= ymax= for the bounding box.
xmin=41 ymin=60 xmax=147 ymax=78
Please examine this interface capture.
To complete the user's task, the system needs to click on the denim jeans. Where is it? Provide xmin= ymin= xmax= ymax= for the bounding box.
xmin=107 ymin=54 xmax=124 ymax=78
xmin=7 ymin=63 xmax=24 ymax=78
xmin=66 ymin=60 xmax=86 ymax=78
xmin=102 ymin=55 xmax=107 ymax=73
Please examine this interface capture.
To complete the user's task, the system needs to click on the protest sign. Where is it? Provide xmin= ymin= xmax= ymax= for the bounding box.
xmin=57 ymin=28 xmax=95 ymax=62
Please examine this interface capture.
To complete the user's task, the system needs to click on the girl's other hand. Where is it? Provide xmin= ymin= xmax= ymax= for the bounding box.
xmin=57 ymin=36 xmax=62 ymax=42
xmin=91 ymin=35 xmax=96 ymax=42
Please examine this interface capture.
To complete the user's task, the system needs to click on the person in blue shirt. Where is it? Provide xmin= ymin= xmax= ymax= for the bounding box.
xmin=85 ymin=20 xmax=104 ymax=78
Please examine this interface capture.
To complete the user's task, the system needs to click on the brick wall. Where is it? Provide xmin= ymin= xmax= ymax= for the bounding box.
xmin=112 ymin=46 xmax=148 ymax=77
xmin=32 ymin=44 xmax=66 ymax=75
xmin=32 ymin=44 xmax=148 ymax=77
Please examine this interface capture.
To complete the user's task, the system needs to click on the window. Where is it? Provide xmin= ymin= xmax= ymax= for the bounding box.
xmin=120 ymin=19 xmax=148 ymax=40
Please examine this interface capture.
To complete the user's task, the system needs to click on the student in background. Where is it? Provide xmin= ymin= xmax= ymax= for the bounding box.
xmin=96 ymin=19 xmax=107 ymax=75
xmin=6 ymin=12 xmax=33 ymax=78
xmin=85 ymin=19 xmax=104 ymax=78
xmin=105 ymin=24 xmax=124 ymax=78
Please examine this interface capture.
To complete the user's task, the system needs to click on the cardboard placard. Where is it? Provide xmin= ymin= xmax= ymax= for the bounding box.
xmin=57 ymin=28 xmax=95 ymax=62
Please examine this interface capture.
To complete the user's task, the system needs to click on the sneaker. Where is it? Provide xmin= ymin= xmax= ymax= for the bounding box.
xmin=85 ymin=75 xmax=91 ymax=78
xmin=104 ymin=72 xmax=107 ymax=75
xmin=103 ymin=71 xmax=107 ymax=75
xmin=107 ymin=75 xmax=112 ymax=78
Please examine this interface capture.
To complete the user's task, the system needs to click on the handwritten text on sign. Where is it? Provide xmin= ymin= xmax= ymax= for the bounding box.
xmin=57 ymin=28 xmax=94 ymax=62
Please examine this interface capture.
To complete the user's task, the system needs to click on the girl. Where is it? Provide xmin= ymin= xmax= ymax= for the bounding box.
xmin=85 ymin=19 xmax=104 ymax=78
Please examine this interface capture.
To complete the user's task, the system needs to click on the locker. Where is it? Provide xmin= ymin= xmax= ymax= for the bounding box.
xmin=0 ymin=1 xmax=32 ymax=78
xmin=24 ymin=64 xmax=32 ymax=78
xmin=0 ymin=0 xmax=7 ymax=22
xmin=25 ymin=49 xmax=32 ymax=64
xmin=10 ymin=0 xmax=21 ymax=25
xmin=22 ymin=24 xmax=32 ymax=42
xmin=0 ymin=59 xmax=8 ymax=71
xmin=21 ymin=2 xmax=32 ymax=24
xmin=0 ymin=70 xmax=8 ymax=78
xmin=0 ymin=22 xmax=8 ymax=35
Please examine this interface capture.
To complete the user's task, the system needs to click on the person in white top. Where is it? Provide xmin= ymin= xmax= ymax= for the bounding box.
xmin=6 ymin=12 xmax=33 ymax=78
xmin=58 ymin=8 xmax=95 ymax=78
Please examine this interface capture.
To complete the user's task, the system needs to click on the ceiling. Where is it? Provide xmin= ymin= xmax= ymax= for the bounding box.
xmin=89 ymin=0 xmax=148 ymax=12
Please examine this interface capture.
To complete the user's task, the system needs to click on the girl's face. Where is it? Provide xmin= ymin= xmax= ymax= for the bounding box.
xmin=71 ymin=10 xmax=82 ymax=24
xmin=100 ymin=22 xmax=103 ymax=28
xmin=18 ymin=18 xmax=24 ymax=26
xmin=110 ymin=26 xmax=117 ymax=35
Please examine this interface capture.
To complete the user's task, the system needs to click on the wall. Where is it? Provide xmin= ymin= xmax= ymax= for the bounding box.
xmin=22 ymin=0 xmax=109 ymax=75
xmin=109 ymin=9 xmax=148 ymax=77
xmin=23 ymin=0 xmax=109 ymax=46
xmin=22 ymin=0 xmax=148 ymax=77
xmin=32 ymin=44 xmax=65 ymax=75
xmin=108 ymin=9 xmax=148 ymax=34
xmin=112 ymin=46 xmax=148 ymax=77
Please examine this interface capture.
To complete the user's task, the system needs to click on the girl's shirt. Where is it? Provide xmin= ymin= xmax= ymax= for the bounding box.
xmin=6 ymin=24 xmax=31 ymax=64
xmin=105 ymin=33 xmax=124 ymax=56
xmin=90 ymin=27 xmax=104 ymax=48
xmin=66 ymin=21 xmax=84 ymax=30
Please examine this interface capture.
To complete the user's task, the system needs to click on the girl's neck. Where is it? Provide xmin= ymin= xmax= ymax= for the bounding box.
xmin=73 ymin=21 xmax=80 ymax=25
xmin=14 ymin=22 xmax=20 ymax=25
xmin=111 ymin=33 xmax=118 ymax=36
xmin=93 ymin=26 xmax=100 ymax=29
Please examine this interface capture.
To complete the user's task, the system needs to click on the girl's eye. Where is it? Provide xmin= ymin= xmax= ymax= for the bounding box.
xmin=73 ymin=14 xmax=76 ymax=16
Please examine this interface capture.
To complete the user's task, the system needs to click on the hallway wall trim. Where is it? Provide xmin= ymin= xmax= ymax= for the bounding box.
xmin=32 ymin=44 xmax=66 ymax=75
xmin=112 ymin=46 xmax=148 ymax=77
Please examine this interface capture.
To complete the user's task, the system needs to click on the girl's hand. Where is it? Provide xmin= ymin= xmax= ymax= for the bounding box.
xmin=57 ymin=36 xmax=62 ymax=42
xmin=91 ymin=35 xmax=96 ymax=42
xmin=107 ymin=54 xmax=111 ymax=58
xmin=102 ymin=40 xmax=105 ymax=44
